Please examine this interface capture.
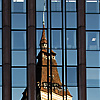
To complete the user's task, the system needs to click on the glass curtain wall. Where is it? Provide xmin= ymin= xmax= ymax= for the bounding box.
xmin=0 ymin=0 xmax=2 ymax=100
xmin=36 ymin=0 xmax=78 ymax=100
xmin=11 ymin=0 xmax=27 ymax=100
xmin=66 ymin=0 xmax=78 ymax=100
xmin=86 ymin=0 xmax=100 ymax=100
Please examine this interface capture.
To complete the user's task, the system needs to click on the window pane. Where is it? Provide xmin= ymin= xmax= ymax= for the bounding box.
xmin=52 ymin=67 xmax=62 ymax=83
xmin=0 ymin=67 xmax=2 ymax=86
xmin=36 ymin=0 xmax=47 ymax=11
xmin=12 ymin=51 xmax=27 ymax=66
xmin=86 ymin=32 xmax=100 ymax=50
xmin=0 ymin=12 xmax=2 ymax=28
xmin=67 ymin=67 xmax=77 ymax=86
xmin=66 ymin=30 xmax=76 ymax=49
xmin=53 ymin=50 xmax=62 ymax=65
xmin=51 ymin=30 xmax=62 ymax=49
xmin=12 ymin=88 xmax=26 ymax=100
xmin=67 ymin=50 xmax=77 ymax=66
xmin=67 ymin=87 xmax=78 ymax=100
xmin=11 ymin=14 xmax=26 ymax=29
xmin=51 ymin=12 xmax=62 ymax=28
xmin=86 ymin=51 xmax=100 ymax=67
xmin=86 ymin=0 xmax=99 ymax=13
xmin=36 ymin=12 xmax=47 ymax=28
xmin=0 ymin=87 xmax=2 ymax=100
xmin=66 ymin=0 xmax=76 ymax=11
xmin=11 ymin=0 xmax=26 ymax=12
xmin=12 ymin=68 xmax=27 ymax=87
xmin=0 ymin=0 xmax=2 ymax=11
xmin=0 ymin=30 xmax=2 ymax=48
xmin=66 ymin=12 xmax=77 ymax=28
xmin=0 ymin=49 xmax=2 ymax=65
xmin=36 ymin=30 xmax=47 ymax=48
xmin=51 ymin=0 xmax=61 ymax=11
xmin=87 ymin=88 xmax=100 ymax=100
xmin=86 ymin=14 xmax=100 ymax=30
xmin=87 ymin=68 xmax=100 ymax=87
xmin=12 ymin=31 xmax=26 ymax=50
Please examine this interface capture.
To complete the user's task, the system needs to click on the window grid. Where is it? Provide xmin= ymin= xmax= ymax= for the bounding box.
xmin=86 ymin=0 xmax=100 ymax=100
xmin=11 ymin=0 xmax=27 ymax=100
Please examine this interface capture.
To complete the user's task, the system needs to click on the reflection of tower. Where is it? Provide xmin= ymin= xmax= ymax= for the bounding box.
xmin=21 ymin=21 xmax=73 ymax=100
xmin=21 ymin=0 xmax=72 ymax=100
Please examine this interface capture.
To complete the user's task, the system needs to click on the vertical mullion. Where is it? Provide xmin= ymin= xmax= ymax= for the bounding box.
xmin=61 ymin=0 xmax=64 ymax=99
xmin=50 ymin=0 xmax=52 ymax=99
xmin=65 ymin=0 xmax=67 ymax=99
xmin=28 ymin=0 xmax=36 ymax=100
xmin=47 ymin=0 xmax=50 ymax=99
xmin=77 ymin=0 xmax=86 ymax=100
xmin=2 ymin=0 xmax=11 ymax=100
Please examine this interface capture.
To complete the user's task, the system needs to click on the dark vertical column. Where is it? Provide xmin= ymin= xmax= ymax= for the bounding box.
xmin=28 ymin=0 xmax=36 ymax=100
xmin=77 ymin=0 xmax=86 ymax=100
xmin=2 ymin=0 xmax=11 ymax=100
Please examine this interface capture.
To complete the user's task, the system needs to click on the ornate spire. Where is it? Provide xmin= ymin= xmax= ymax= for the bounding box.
xmin=40 ymin=0 xmax=47 ymax=45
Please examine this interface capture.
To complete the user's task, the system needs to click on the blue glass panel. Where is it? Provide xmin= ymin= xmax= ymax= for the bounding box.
xmin=87 ymin=68 xmax=100 ymax=87
xmin=12 ymin=88 xmax=26 ymax=100
xmin=66 ymin=0 xmax=76 ymax=11
xmin=36 ymin=0 xmax=46 ymax=11
xmin=0 ymin=49 xmax=2 ymax=65
xmin=67 ymin=87 xmax=78 ymax=100
xmin=86 ymin=0 xmax=99 ymax=13
xmin=66 ymin=30 xmax=76 ymax=49
xmin=12 ymin=68 xmax=27 ymax=87
xmin=51 ymin=30 xmax=62 ymax=49
xmin=53 ymin=50 xmax=62 ymax=65
xmin=12 ymin=51 xmax=27 ymax=66
xmin=12 ymin=31 xmax=26 ymax=50
xmin=86 ymin=32 xmax=99 ymax=50
xmin=86 ymin=14 xmax=100 ymax=30
xmin=51 ymin=0 xmax=61 ymax=11
xmin=66 ymin=12 xmax=77 ymax=28
xmin=11 ymin=14 xmax=26 ymax=29
xmin=0 ymin=87 xmax=2 ymax=100
xmin=0 ymin=0 xmax=2 ymax=11
xmin=36 ymin=12 xmax=47 ymax=28
xmin=86 ymin=51 xmax=100 ymax=67
xmin=11 ymin=0 xmax=26 ymax=12
xmin=87 ymin=88 xmax=100 ymax=100
xmin=51 ymin=12 xmax=62 ymax=28
xmin=0 ymin=12 xmax=2 ymax=28
xmin=67 ymin=67 xmax=77 ymax=86
xmin=0 ymin=30 xmax=2 ymax=48
xmin=67 ymin=50 xmax=77 ymax=66
xmin=0 ymin=67 xmax=2 ymax=86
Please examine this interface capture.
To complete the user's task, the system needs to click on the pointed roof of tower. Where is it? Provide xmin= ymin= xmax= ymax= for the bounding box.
xmin=40 ymin=24 xmax=47 ymax=44
xmin=40 ymin=1 xmax=47 ymax=44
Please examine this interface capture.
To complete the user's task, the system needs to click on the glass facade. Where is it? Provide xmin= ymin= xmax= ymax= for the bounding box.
xmin=36 ymin=0 xmax=77 ymax=99
xmin=86 ymin=0 xmax=100 ymax=100
xmin=1 ymin=0 xmax=100 ymax=100
xmin=11 ymin=0 xmax=27 ymax=99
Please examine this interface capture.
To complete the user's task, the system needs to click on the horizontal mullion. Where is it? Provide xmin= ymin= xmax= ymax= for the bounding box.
xmin=12 ymin=86 xmax=27 ymax=88
xmin=87 ymin=87 xmax=100 ymax=88
xmin=11 ymin=29 xmax=27 ymax=31
xmin=11 ymin=49 xmax=27 ymax=51
xmin=86 ymin=67 xmax=100 ymax=68
xmin=11 ymin=12 xmax=26 ymax=14
xmin=11 ymin=66 xmax=27 ymax=68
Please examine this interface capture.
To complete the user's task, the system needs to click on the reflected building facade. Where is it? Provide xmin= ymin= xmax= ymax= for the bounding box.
xmin=21 ymin=22 xmax=72 ymax=100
